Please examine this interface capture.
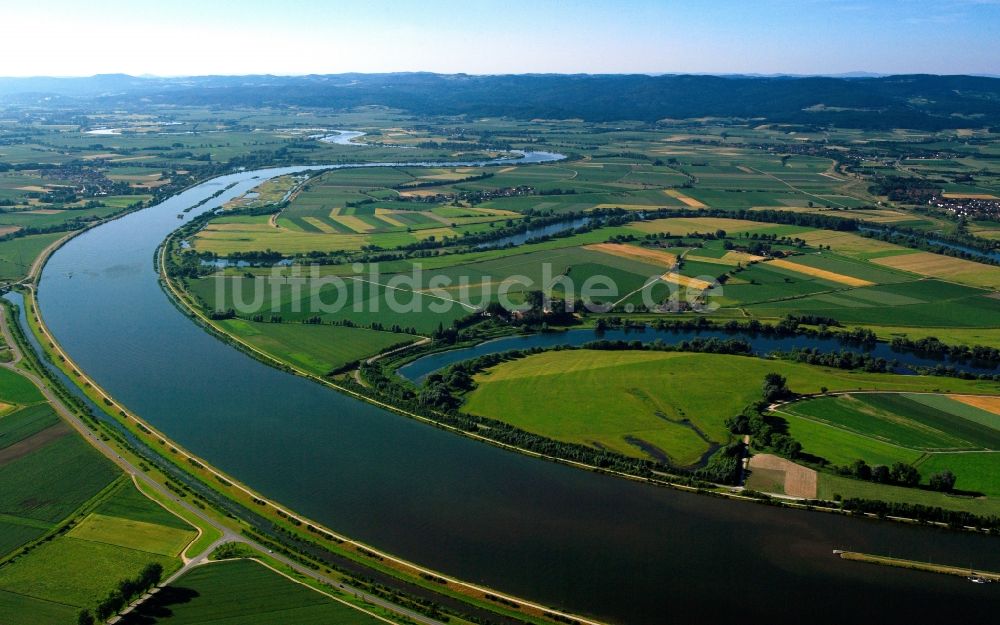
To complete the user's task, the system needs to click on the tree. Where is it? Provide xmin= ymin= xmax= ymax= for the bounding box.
xmin=850 ymin=459 xmax=872 ymax=481
xmin=77 ymin=610 xmax=95 ymax=625
xmin=771 ymin=434 xmax=802 ymax=459
xmin=762 ymin=373 xmax=791 ymax=403
xmin=890 ymin=462 xmax=920 ymax=487
xmin=929 ymin=470 xmax=957 ymax=492
xmin=139 ymin=562 xmax=163 ymax=589
xmin=871 ymin=464 xmax=890 ymax=483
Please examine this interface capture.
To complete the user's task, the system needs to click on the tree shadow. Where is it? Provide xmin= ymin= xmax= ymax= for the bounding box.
xmin=117 ymin=587 xmax=200 ymax=624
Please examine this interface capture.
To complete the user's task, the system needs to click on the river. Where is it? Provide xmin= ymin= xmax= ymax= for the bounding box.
xmin=34 ymin=159 xmax=1000 ymax=623
xmin=398 ymin=326 xmax=999 ymax=384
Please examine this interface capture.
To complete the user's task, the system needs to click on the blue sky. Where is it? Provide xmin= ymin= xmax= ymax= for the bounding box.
xmin=2 ymin=0 xmax=998 ymax=76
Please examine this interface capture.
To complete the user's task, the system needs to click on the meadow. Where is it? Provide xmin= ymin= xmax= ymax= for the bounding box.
xmin=215 ymin=319 xmax=415 ymax=375
xmin=461 ymin=350 xmax=996 ymax=467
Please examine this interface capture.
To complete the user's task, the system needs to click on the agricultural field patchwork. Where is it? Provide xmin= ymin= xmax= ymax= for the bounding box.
xmin=0 ymin=478 xmax=195 ymax=624
xmin=777 ymin=392 xmax=1000 ymax=496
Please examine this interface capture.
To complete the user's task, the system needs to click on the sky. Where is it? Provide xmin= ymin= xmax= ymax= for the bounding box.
xmin=1 ymin=0 xmax=999 ymax=77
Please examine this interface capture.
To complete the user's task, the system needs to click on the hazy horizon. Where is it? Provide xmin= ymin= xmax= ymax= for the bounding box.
xmin=3 ymin=0 xmax=999 ymax=78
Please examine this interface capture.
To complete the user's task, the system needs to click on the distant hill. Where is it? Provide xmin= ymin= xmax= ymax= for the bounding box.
xmin=1 ymin=72 xmax=998 ymax=130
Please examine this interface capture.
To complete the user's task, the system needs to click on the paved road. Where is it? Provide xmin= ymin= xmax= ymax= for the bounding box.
xmin=0 ymin=296 xmax=446 ymax=625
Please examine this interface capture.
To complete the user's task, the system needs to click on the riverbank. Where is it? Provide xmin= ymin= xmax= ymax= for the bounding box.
xmin=21 ymin=210 xmax=609 ymax=625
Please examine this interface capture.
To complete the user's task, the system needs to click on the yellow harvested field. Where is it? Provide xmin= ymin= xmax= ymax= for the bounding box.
xmin=684 ymin=255 xmax=731 ymax=266
xmin=952 ymin=395 xmax=1000 ymax=417
xmin=942 ymin=193 xmax=999 ymax=200
xmin=737 ymin=165 xmax=754 ymax=174
xmin=795 ymin=230 xmax=906 ymax=256
xmin=458 ymin=206 xmax=519 ymax=217
xmin=686 ymin=251 xmax=766 ymax=266
xmin=724 ymin=251 xmax=766 ymax=264
xmin=302 ymin=217 xmax=339 ymax=234
xmin=0 ymin=226 xmax=19 ymax=237
xmin=660 ymin=272 xmax=713 ymax=290
xmin=413 ymin=227 xmax=458 ymax=240
xmin=747 ymin=453 xmax=817 ymax=498
xmin=584 ymin=243 xmax=677 ymax=267
xmin=766 ymin=258 xmax=875 ymax=287
xmin=398 ymin=189 xmax=446 ymax=198
xmin=872 ymin=252 xmax=1000 ymax=290
xmin=664 ymin=189 xmax=707 ymax=208
xmin=332 ymin=215 xmax=376 ymax=233
xmin=16 ymin=185 xmax=49 ymax=192
xmin=373 ymin=211 xmax=407 ymax=228
xmin=631 ymin=217 xmax=772 ymax=235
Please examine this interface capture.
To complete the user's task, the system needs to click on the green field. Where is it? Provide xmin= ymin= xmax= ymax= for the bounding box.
xmin=0 ymin=433 xmax=119 ymax=524
xmin=67 ymin=513 xmax=195 ymax=557
xmin=779 ymin=393 xmax=997 ymax=451
xmin=0 ymin=536 xmax=177 ymax=609
xmin=216 ymin=318 xmax=415 ymax=375
xmin=94 ymin=479 xmax=197 ymax=531
xmin=916 ymin=452 xmax=1000 ymax=498
xmin=119 ymin=559 xmax=384 ymax=625
xmin=777 ymin=411 xmax=925 ymax=467
xmin=818 ymin=472 xmax=1000 ymax=517
xmin=0 ymin=404 xmax=59 ymax=450
xmin=746 ymin=278 xmax=999 ymax=327
xmin=0 ymin=366 xmax=46 ymax=405
xmin=462 ymin=350 xmax=996 ymax=466
xmin=777 ymin=392 xmax=1000 ymax=498
xmin=0 ymin=232 xmax=66 ymax=282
